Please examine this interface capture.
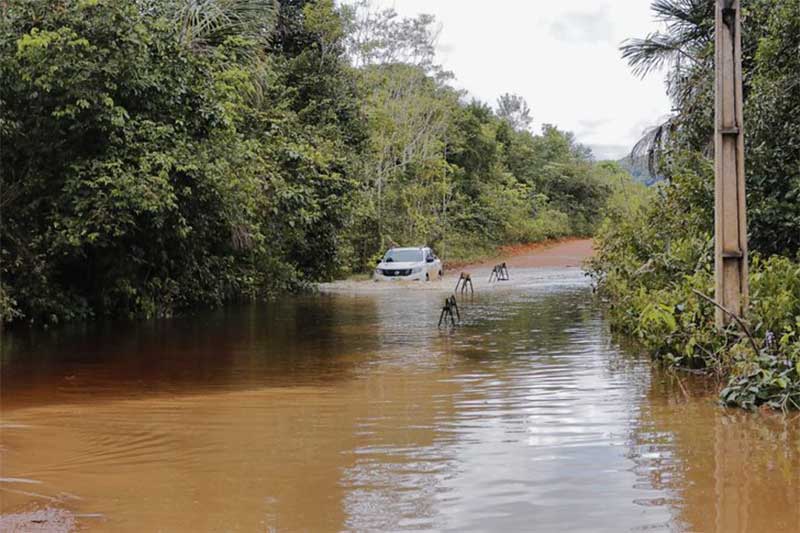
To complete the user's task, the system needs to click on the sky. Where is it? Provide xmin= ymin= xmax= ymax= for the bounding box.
xmin=366 ymin=0 xmax=673 ymax=160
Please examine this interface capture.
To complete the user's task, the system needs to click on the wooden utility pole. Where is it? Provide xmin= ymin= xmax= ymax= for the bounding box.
xmin=714 ymin=0 xmax=748 ymax=327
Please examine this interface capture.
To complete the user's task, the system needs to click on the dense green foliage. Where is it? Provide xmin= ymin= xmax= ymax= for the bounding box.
xmin=1 ymin=0 xmax=626 ymax=325
xmin=1 ymin=0 xmax=365 ymax=323
xmin=591 ymin=0 xmax=800 ymax=410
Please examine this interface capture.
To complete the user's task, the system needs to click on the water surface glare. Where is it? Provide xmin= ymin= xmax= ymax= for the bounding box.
xmin=1 ymin=268 xmax=798 ymax=531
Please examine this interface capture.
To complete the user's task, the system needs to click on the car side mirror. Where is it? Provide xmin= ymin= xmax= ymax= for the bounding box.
xmin=376 ymin=259 xmax=382 ymax=265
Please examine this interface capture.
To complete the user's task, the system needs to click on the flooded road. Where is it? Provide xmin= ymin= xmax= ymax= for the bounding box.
xmin=1 ymin=267 xmax=798 ymax=532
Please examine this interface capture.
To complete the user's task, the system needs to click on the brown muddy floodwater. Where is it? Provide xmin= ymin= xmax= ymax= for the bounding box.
xmin=1 ymin=267 xmax=798 ymax=532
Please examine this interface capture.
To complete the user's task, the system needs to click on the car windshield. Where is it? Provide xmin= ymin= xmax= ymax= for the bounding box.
xmin=383 ymin=249 xmax=423 ymax=263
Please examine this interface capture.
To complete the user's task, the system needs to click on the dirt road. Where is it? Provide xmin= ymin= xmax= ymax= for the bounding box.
xmin=320 ymin=239 xmax=594 ymax=293
xmin=460 ymin=238 xmax=594 ymax=270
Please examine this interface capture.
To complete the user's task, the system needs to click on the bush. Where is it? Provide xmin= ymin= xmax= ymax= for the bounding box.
xmin=589 ymin=156 xmax=800 ymax=410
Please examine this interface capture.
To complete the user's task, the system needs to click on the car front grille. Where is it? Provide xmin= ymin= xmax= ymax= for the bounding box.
xmin=382 ymin=269 xmax=412 ymax=277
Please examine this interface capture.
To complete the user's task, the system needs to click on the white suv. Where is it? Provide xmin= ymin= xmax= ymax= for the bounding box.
xmin=374 ymin=247 xmax=443 ymax=281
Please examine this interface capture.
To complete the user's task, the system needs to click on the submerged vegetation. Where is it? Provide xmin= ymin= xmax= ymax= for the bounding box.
xmin=0 ymin=0 xmax=634 ymax=325
xmin=590 ymin=0 xmax=800 ymax=410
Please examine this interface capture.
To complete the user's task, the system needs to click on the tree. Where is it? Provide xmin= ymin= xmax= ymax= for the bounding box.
xmin=496 ymin=93 xmax=532 ymax=132
xmin=621 ymin=0 xmax=800 ymax=256
xmin=0 ymin=0 xmax=365 ymax=323
xmin=342 ymin=0 xmax=440 ymax=73
xmin=267 ymin=0 xmax=367 ymax=279
xmin=1 ymin=0 xmax=271 ymax=321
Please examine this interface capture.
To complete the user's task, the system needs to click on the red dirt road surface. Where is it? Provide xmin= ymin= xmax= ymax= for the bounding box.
xmin=461 ymin=238 xmax=595 ymax=270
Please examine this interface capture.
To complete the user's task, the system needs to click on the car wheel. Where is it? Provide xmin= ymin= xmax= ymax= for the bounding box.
xmin=438 ymin=270 xmax=443 ymax=278
xmin=425 ymin=273 xmax=430 ymax=281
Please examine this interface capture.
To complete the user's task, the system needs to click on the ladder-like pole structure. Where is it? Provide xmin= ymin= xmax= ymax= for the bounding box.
xmin=714 ymin=0 xmax=748 ymax=327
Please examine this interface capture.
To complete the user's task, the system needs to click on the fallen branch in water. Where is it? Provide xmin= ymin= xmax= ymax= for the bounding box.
xmin=691 ymin=289 xmax=760 ymax=355
xmin=672 ymin=371 xmax=690 ymax=401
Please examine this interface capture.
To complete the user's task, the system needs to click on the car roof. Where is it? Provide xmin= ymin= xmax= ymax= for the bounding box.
xmin=390 ymin=246 xmax=426 ymax=251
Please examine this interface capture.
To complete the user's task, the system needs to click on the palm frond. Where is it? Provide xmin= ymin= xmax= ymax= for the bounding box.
xmin=621 ymin=33 xmax=683 ymax=77
xmin=621 ymin=0 xmax=713 ymax=78
xmin=651 ymin=0 xmax=713 ymax=30
xmin=631 ymin=117 xmax=683 ymax=177
xmin=175 ymin=0 xmax=277 ymax=51
xmin=625 ymin=0 xmax=717 ymax=175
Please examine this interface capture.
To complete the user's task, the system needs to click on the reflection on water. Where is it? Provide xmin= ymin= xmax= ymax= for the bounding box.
xmin=1 ymin=268 xmax=798 ymax=532
xmin=636 ymin=372 xmax=800 ymax=533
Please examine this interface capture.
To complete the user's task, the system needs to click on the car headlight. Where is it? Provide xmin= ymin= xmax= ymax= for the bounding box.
xmin=411 ymin=267 xmax=422 ymax=274
xmin=375 ymin=268 xmax=383 ymax=274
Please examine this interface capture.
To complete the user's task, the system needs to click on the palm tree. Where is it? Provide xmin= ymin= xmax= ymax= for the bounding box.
xmin=621 ymin=0 xmax=715 ymax=175
xmin=621 ymin=0 xmax=713 ymax=77
xmin=163 ymin=0 xmax=278 ymax=51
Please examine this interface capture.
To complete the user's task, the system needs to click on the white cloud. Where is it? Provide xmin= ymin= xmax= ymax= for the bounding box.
xmin=549 ymin=7 xmax=614 ymax=44
xmin=577 ymin=118 xmax=612 ymax=137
